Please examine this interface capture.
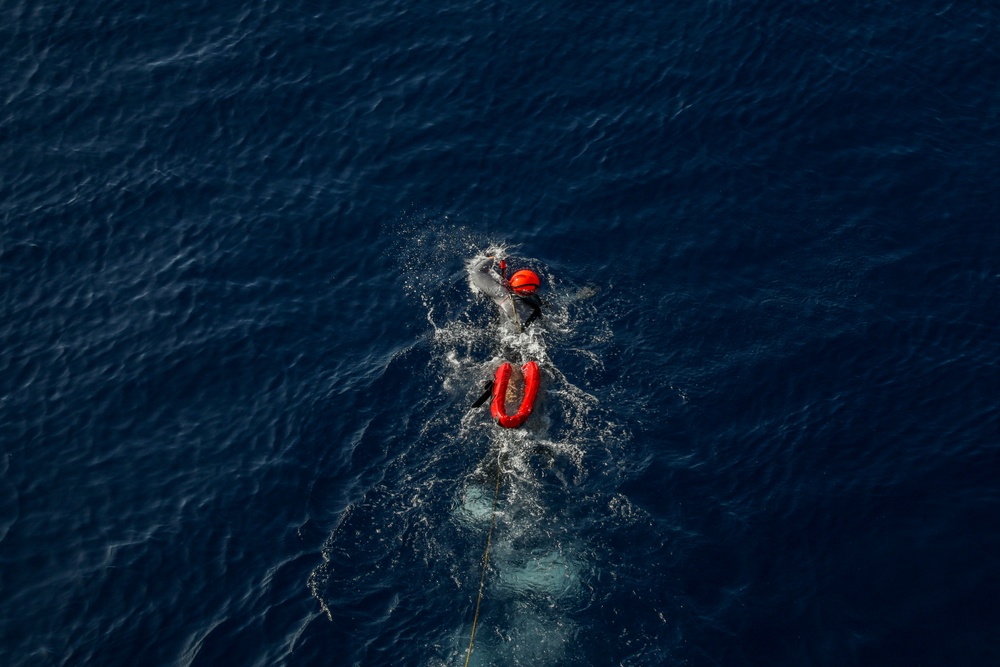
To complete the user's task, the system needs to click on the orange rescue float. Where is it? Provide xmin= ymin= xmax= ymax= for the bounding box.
xmin=490 ymin=361 xmax=540 ymax=428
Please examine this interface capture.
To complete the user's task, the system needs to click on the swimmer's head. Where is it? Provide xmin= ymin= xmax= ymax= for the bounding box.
xmin=509 ymin=269 xmax=540 ymax=295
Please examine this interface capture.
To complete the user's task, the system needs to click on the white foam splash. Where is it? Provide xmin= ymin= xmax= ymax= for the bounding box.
xmin=314 ymin=222 xmax=627 ymax=666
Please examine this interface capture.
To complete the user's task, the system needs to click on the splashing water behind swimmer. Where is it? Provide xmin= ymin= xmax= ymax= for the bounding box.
xmin=312 ymin=228 xmax=628 ymax=667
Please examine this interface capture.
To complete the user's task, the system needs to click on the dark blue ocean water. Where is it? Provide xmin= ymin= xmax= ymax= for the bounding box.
xmin=2 ymin=0 xmax=999 ymax=665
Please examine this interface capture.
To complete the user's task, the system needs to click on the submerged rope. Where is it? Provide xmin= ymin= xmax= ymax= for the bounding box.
xmin=463 ymin=451 xmax=504 ymax=667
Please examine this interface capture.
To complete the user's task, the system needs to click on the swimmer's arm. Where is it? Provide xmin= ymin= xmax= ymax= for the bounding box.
xmin=467 ymin=255 xmax=507 ymax=301
xmin=470 ymin=255 xmax=494 ymax=273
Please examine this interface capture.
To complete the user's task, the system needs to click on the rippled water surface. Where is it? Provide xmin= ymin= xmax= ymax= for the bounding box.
xmin=2 ymin=0 xmax=998 ymax=665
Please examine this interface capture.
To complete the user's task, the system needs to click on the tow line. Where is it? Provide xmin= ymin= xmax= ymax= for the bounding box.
xmin=463 ymin=450 xmax=503 ymax=667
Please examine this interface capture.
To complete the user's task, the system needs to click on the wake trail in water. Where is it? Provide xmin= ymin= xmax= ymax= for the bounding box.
xmin=310 ymin=223 xmax=637 ymax=666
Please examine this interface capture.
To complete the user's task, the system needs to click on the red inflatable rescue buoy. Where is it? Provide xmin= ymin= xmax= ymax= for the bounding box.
xmin=490 ymin=361 xmax=540 ymax=428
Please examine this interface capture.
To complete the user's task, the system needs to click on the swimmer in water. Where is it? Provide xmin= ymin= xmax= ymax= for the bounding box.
xmin=467 ymin=254 xmax=543 ymax=332
xmin=466 ymin=252 xmax=544 ymax=422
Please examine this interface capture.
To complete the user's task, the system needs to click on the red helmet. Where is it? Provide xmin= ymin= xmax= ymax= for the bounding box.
xmin=509 ymin=269 xmax=540 ymax=294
